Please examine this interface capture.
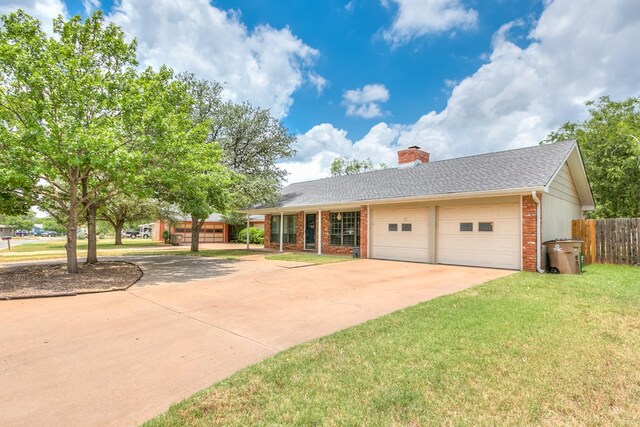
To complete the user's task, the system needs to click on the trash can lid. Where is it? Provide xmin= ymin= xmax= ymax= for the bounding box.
xmin=542 ymin=239 xmax=583 ymax=244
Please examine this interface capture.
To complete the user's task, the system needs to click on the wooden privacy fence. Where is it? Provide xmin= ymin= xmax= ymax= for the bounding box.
xmin=572 ymin=218 xmax=640 ymax=265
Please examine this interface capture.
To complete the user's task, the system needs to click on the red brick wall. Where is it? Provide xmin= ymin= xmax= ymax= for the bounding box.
xmin=264 ymin=214 xmax=272 ymax=247
xmin=398 ymin=147 xmax=430 ymax=165
xmin=522 ymin=194 xmax=542 ymax=272
xmin=265 ymin=212 xmax=304 ymax=251
xmin=360 ymin=205 xmax=368 ymax=258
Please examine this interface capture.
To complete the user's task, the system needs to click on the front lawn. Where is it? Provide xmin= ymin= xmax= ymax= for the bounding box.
xmin=265 ymin=252 xmax=355 ymax=264
xmin=135 ymin=249 xmax=263 ymax=260
xmin=146 ymin=264 xmax=640 ymax=426
xmin=0 ymin=238 xmax=163 ymax=253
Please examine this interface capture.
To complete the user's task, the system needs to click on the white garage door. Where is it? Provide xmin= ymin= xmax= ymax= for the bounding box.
xmin=370 ymin=206 xmax=429 ymax=262
xmin=437 ymin=204 xmax=520 ymax=269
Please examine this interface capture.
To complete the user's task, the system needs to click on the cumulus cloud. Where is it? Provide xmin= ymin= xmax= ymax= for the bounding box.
xmin=0 ymin=0 xmax=66 ymax=31
xmin=382 ymin=0 xmax=478 ymax=45
xmin=82 ymin=0 xmax=100 ymax=14
xmin=281 ymin=122 xmax=402 ymax=183
xmin=286 ymin=0 xmax=640 ymax=183
xmin=308 ymin=72 xmax=329 ymax=95
xmin=343 ymin=83 xmax=390 ymax=118
xmin=108 ymin=0 xmax=322 ymax=118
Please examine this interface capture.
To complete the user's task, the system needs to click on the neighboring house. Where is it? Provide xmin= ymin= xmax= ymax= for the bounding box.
xmin=154 ymin=214 xmax=265 ymax=244
xmin=246 ymin=140 xmax=594 ymax=272
xmin=0 ymin=225 xmax=15 ymax=237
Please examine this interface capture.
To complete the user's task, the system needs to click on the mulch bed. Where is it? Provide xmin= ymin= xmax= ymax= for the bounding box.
xmin=0 ymin=261 xmax=143 ymax=300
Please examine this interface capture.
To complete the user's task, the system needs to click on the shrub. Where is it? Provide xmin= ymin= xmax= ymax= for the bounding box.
xmin=236 ymin=227 xmax=264 ymax=244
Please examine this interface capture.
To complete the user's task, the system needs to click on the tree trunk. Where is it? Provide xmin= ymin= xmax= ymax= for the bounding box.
xmin=65 ymin=180 xmax=79 ymax=274
xmin=114 ymin=220 xmax=125 ymax=245
xmin=190 ymin=215 xmax=201 ymax=252
xmin=85 ymin=203 xmax=98 ymax=264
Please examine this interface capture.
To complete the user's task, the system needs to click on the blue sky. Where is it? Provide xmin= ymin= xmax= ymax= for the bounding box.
xmin=4 ymin=0 xmax=640 ymax=182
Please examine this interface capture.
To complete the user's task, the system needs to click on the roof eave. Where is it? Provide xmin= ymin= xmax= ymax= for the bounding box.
xmin=244 ymin=186 xmax=545 ymax=214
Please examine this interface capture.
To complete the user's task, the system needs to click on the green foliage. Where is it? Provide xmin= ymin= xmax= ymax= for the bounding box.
xmin=544 ymin=96 xmax=640 ymax=218
xmin=41 ymin=217 xmax=66 ymax=234
xmin=0 ymin=10 xmax=147 ymax=271
xmin=212 ymin=101 xmax=296 ymax=210
xmin=236 ymin=227 xmax=264 ymax=244
xmin=330 ymin=156 xmax=387 ymax=176
xmin=162 ymin=230 xmax=171 ymax=244
xmin=0 ymin=211 xmax=36 ymax=230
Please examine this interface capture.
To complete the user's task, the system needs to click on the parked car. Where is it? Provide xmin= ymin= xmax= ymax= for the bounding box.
xmin=123 ymin=230 xmax=140 ymax=239
xmin=41 ymin=231 xmax=58 ymax=237
xmin=15 ymin=230 xmax=29 ymax=237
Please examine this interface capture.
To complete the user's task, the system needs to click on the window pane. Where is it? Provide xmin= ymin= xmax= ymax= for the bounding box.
xmin=330 ymin=212 xmax=342 ymax=245
xmin=478 ymin=222 xmax=493 ymax=232
xmin=401 ymin=223 xmax=412 ymax=232
xmin=460 ymin=222 xmax=473 ymax=232
xmin=388 ymin=223 xmax=398 ymax=231
xmin=270 ymin=216 xmax=280 ymax=243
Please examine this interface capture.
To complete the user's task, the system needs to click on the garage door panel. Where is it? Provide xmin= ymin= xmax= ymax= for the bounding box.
xmin=437 ymin=204 xmax=520 ymax=270
xmin=371 ymin=206 xmax=429 ymax=262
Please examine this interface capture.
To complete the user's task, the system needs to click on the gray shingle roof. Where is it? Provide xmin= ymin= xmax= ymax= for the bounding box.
xmin=263 ymin=141 xmax=576 ymax=209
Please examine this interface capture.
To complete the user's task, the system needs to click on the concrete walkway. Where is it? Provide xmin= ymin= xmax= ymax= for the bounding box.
xmin=0 ymin=256 xmax=513 ymax=426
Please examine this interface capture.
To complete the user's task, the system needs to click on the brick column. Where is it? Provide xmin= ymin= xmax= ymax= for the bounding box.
xmin=360 ymin=205 xmax=368 ymax=258
xmin=296 ymin=211 xmax=304 ymax=250
xmin=522 ymin=194 xmax=542 ymax=272
xmin=321 ymin=211 xmax=331 ymax=254
xmin=264 ymin=214 xmax=272 ymax=248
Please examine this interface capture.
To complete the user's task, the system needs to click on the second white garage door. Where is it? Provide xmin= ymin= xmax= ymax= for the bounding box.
xmin=437 ymin=204 xmax=520 ymax=270
xmin=370 ymin=206 xmax=429 ymax=262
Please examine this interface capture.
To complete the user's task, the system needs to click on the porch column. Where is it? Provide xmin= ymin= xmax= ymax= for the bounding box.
xmin=279 ymin=212 xmax=284 ymax=252
xmin=246 ymin=215 xmax=250 ymax=250
xmin=317 ymin=209 xmax=322 ymax=255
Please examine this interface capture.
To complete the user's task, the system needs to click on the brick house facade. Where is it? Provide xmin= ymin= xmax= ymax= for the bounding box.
xmin=253 ymin=141 xmax=592 ymax=272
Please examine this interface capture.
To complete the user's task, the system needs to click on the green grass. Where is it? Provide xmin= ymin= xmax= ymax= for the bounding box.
xmin=135 ymin=249 xmax=263 ymax=260
xmin=0 ymin=238 xmax=163 ymax=253
xmin=145 ymin=264 xmax=640 ymax=426
xmin=265 ymin=253 xmax=355 ymax=264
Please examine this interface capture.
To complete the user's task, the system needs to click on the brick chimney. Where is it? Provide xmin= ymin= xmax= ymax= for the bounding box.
xmin=398 ymin=146 xmax=430 ymax=166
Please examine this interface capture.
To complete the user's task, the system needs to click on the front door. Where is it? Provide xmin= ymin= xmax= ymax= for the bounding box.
xmin=305 ymin=213 xmax=316 ymax=250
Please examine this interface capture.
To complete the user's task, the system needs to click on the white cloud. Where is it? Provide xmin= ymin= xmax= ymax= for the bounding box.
xmin=308 ymin=72 xmax=329 ymax=95
xmin=0 ymin=0 xmax=66 ymax=31
xmin=108 ymin=0 xmax=321 ymax=118
xmin=382 ymin=0 xmax=478 ymax=45
xmin=343 ymin=83 xmax=390 ymax=118
xmin=82 ymin=0 xmax=100 ymax=14
xmin=285 ymin=0 xmax=640 ymax=183
xmin=282 ymin=122 xmax=401 ymax=183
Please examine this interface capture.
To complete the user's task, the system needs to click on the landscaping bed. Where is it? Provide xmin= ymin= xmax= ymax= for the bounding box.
xmin=0 ymin=261 xmax=143 ymax=299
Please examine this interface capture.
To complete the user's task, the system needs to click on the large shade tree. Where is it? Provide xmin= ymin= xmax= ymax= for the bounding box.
xmin=0 ymin=10 xmax=155 ymax=272
xmin=544 ymin=96 xmax=640 ymax=218
xmin=212 ymin=101 xmax=296 ymax=216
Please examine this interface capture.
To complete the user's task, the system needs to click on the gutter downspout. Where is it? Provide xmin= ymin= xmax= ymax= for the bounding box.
xmin=531 ymin=191 xmax=545 ymax=273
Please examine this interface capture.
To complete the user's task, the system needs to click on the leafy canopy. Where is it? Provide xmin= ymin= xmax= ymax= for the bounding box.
xmin=544 ymin=96 xmax=640 ymax=218
xmin=330 ymin=156 xmax=387 ymax=176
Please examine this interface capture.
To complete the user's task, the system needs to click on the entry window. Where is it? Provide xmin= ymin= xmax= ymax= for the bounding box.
xmin=401 ymin=223 xmax=412 ymax=232
xmin=460 ymin=222 xmax=473 ymax=232
xmin=388 ymin=223 xmax=398 ymax=231
xmin=478 ymin=222 xmax=493 ymax=232
xmin=270 ymin=215 xmax=297 ymax=244
xmin=330 ymin=211 xmax=360 ymax=247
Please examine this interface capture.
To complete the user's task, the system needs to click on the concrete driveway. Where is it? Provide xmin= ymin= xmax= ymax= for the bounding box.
xmin=0 ymin=255 xmax=513 ymax=426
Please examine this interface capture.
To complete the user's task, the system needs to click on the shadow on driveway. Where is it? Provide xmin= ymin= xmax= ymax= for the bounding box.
xmin=115 ymin=255 xmax=239 ymax=287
